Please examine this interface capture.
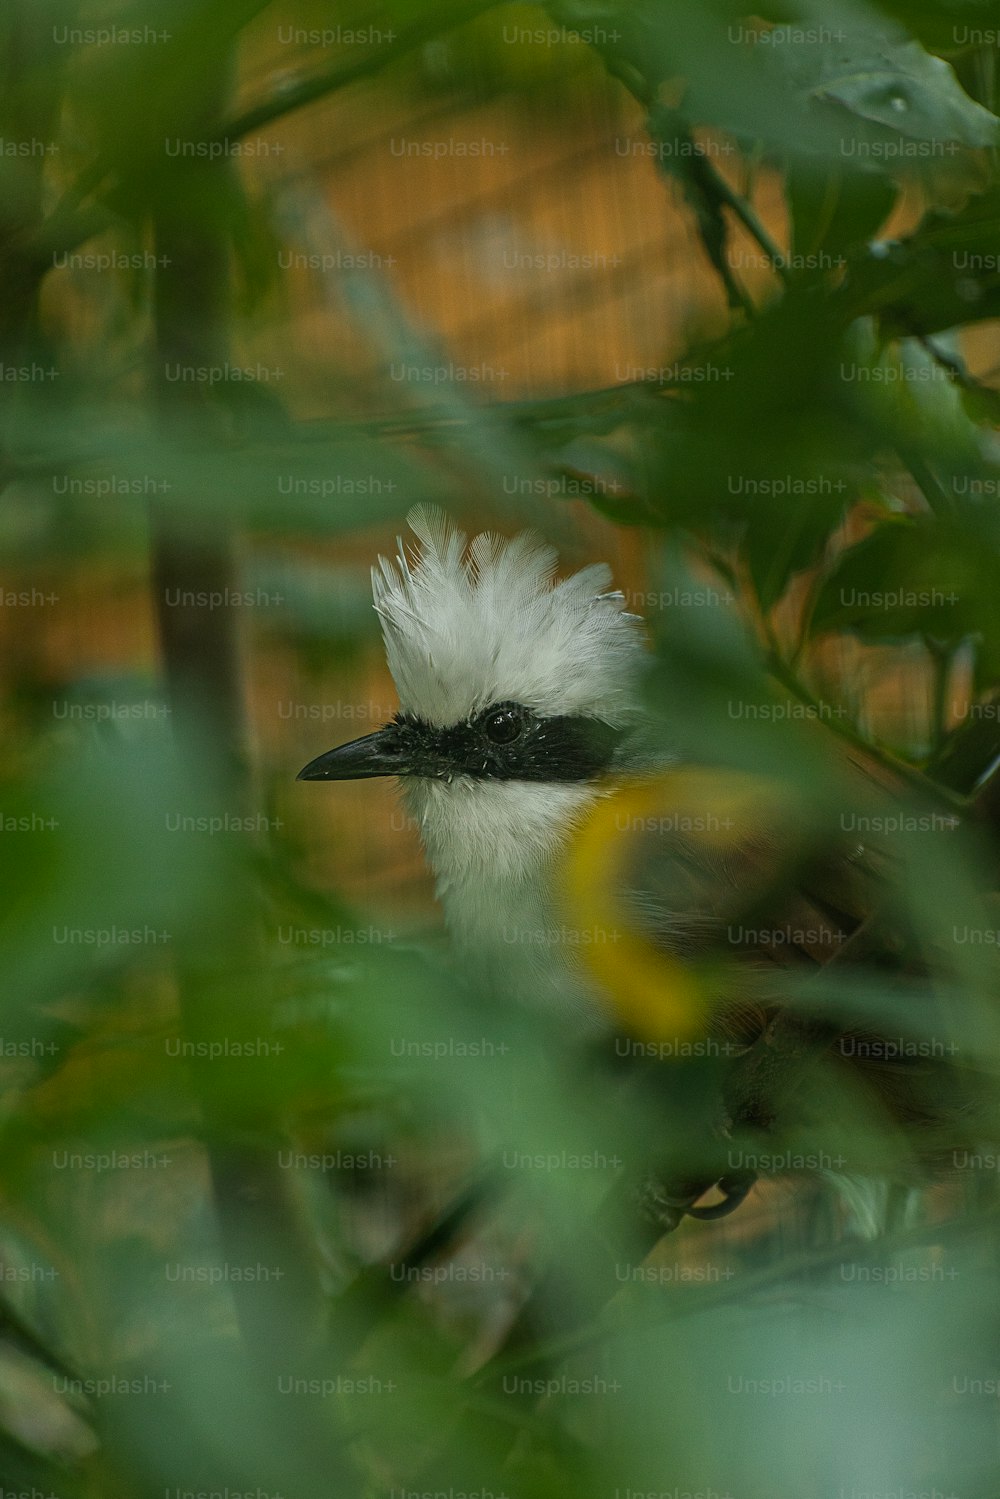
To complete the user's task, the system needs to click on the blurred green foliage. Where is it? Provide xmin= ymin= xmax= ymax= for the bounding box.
xmin=2 ymin=1 xmax=1000 ymax=1497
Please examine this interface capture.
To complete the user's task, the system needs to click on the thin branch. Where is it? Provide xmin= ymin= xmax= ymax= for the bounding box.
xmin=699 ymin=148 xmax=791 ymax=282
xmin=21 ymin=2 xmax=501 ymax=272
xmin=219 ymin=0 xmax=501 ymax=144
xmin=762 ymin=639 xmax=967 ymax=814
xmin=478 ymin=1204 xmax=1000 ymax=1384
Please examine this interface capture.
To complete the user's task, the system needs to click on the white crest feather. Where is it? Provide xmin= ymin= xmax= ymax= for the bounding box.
xmin=371 ymin=506 xmax=645 ymax=726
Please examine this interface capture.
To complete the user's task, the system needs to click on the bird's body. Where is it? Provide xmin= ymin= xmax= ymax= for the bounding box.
xmin=297 ymin=509 xmax=865 ymax=1038
xmin=298 ymin=507 xmax=994 ymax=1223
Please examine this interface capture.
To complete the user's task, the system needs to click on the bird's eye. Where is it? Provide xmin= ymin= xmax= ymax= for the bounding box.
xmin=482 ymin=705 xmax=525 ymax=745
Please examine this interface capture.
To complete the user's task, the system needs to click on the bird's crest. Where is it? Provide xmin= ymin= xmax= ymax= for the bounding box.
xmin=372 ymin=506 xmax=645 ymax=726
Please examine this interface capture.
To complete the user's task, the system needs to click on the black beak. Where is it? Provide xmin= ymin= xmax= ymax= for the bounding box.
xmin=297 ymin=725 xmax=411 ymax=782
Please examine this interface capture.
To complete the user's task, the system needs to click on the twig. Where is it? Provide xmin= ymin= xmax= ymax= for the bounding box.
xmin=762 ymin=641 xmax=967 ymax=815
xmin=480 ymin=1203 xmax=1000 ymax=1383
xmin=219 ymin=0 xmax=501 ymax=144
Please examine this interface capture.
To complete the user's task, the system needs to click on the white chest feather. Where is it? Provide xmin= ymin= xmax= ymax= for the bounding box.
xmin=400 ymin=777 xmax=609 ymax=1023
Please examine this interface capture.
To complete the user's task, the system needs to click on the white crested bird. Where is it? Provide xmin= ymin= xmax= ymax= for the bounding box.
xmin=298 ymin=505 xmax=653 ymax=1026
xmin=297 ymin=507 xmax=989 ymax=1229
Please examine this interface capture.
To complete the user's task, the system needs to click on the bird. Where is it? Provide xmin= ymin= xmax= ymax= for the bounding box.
xmin=299 ymin=503 xmax=649 ymax=1026
xmin=297 ymin=506 xmax=993 ymax=1234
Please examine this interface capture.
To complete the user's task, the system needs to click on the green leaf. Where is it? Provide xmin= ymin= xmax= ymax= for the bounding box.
xmin=839 ymin=187 xmax=1000 ymax=335
xmin=741 ymin=482 xmax=847 ymax=613
xmin=772 ymin=24 xmax=999 ymax=147
xmin=787 ymin=161 xmax=897 ymax=262
xmin=807 ymin=516 xmax=981 ymax=642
